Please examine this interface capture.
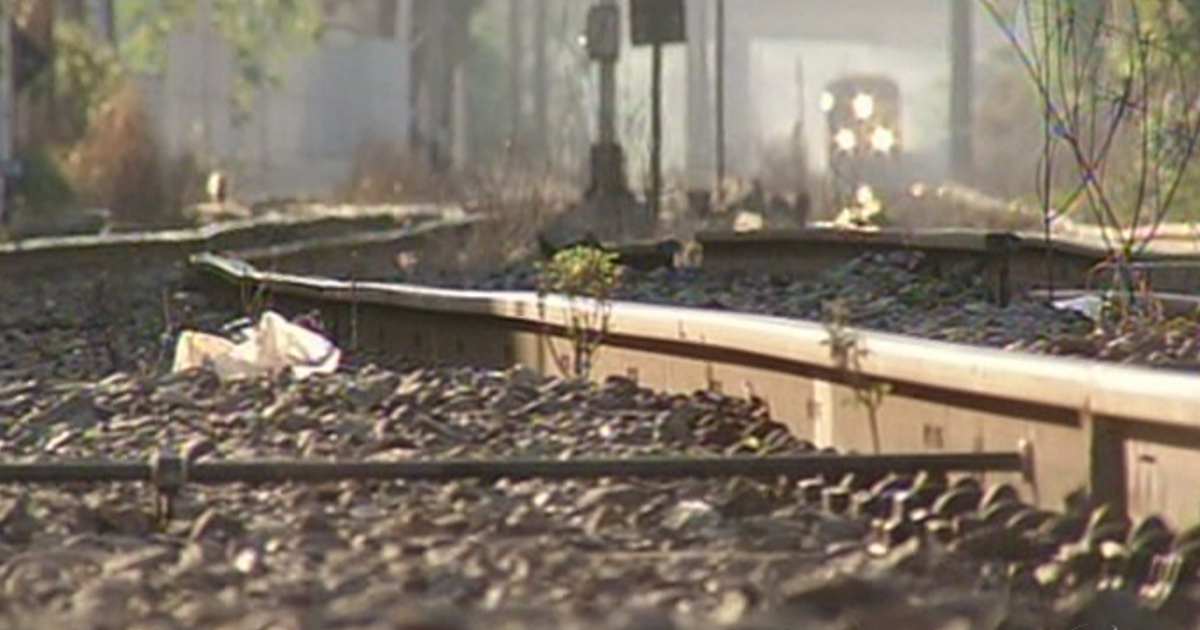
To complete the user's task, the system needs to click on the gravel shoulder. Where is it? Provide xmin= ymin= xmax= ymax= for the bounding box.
xmin=0 ymin=362 xmax=1192 ymax=629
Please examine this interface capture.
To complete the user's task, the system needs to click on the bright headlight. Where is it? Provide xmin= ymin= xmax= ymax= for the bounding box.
xmin=852 ymin=93 xmax=874 ymax=120
xmin=855 ymin=184 xmax=877 ymax=206
xmin=869 ymin=127 xmax=896 ymax=152
xmin=833 ymin=128 xmax=857 ymax=152
xmin=819 ymin=91 xmax=835 ymax=113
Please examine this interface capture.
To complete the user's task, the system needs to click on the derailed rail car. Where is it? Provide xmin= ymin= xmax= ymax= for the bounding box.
xmin=821 ymin=73 xmax=905 ymax=209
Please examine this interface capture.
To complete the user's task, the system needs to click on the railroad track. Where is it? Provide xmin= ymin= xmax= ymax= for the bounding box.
xmin=0 ymin=202 xmax=462 ymax=276
xmin=3 ymin=217 xmax=1200 ymax=627
xmin=7 ymin=216 xmax=1198 ymax=528
xmin=189 ymin=246 xmax=1200 ymax=528
xmin=695 ymin=227 xmax=1200 ymax=297
xmin=0 ymin=206 xmax=477 ymax=381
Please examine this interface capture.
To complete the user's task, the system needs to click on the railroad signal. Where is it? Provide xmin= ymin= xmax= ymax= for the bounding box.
xmin=586 ymin=3 xmax=620 ymax=61
xmin=629 ymin=0 xmax=686 ymax=46
xmin=627 ymin=0 xmax=687 ymax=232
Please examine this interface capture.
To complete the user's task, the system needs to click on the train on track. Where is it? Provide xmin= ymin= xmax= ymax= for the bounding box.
xmin=820 ymin=73 xmax=906 ymax=217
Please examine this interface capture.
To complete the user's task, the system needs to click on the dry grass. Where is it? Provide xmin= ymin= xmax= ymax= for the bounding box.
xmin=334 ymin=140 xmax=451 ymax=205
xmin=335 ymin=140 xmax=577 ymax=278
xmin=452 ymin=158 xmax=577 ymax=269
xmin=883 ymin=183 xmax=1047 ymax=231
xmin=61 ymin=83 xmax=203 ymax=229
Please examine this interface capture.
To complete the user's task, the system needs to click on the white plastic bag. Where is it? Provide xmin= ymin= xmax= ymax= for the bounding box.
xmin=172 ymin=311 xmax=341 ymax=381
xmin=1052 ymin=294 xmax=1105 ymax=321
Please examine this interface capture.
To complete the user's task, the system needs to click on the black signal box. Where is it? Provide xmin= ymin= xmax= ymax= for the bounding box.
xmin=629 ymin=0 xmax=686 ymax=46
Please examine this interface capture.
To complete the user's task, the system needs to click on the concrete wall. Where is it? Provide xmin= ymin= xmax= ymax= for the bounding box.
xmin=138 ymin=0 xmax=413 ymax=201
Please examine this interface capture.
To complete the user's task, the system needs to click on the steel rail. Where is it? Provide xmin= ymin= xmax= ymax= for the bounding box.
xmin=0 ymin=204 xmax=462 ymax=276
xmin=0 ymin=451 xmax=1024 ymax=487
xmin=187 ymin=252 xmax=1200 ymax=526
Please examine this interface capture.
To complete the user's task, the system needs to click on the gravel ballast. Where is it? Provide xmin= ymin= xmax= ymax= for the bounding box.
xmin=0 ymin=243 xmax=1197 ymax=628
xmin=444 ymin=250 xmax=1200 ymax=371
xmin=0 ymin=363 xmax=1193 ymax=629
xmin=0 ymin=265 xmax=237 ymax=383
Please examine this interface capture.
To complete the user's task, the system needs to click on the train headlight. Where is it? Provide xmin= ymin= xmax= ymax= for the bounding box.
xmin=833 ymin=128 xmax=857 ymax=152
xmin=869 ymin=127 xmax=897 ymax=153
xmin=855 ymin=185 xmax=877 ymax=206
xmin=819 ymin=91 xmax=835 ymax=113
xmin=852 ymin=93 xmax=874 ymax=120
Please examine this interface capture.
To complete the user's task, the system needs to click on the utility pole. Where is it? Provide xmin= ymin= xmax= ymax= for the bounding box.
xmin=0 ymin=6 xmax=11 ymax=229
xmin=508 ymin=0 xmax=524 ymax=155
xmin=950 ymin=0 xmax=974 ymax=182
xmin=588 ymin=1 xmax=623 ymax=188
xmin=649 ymin=40 xmax=663 ymax=224
xmin=420 ymin=1 xmax=452 ymax=173
xmin=715 ymin=0 xmax=725 ymax=204
xmin=684 ymin=0 xmax=712 ymax=217
xmin=532 ymin=0 xmax=548 ymax=162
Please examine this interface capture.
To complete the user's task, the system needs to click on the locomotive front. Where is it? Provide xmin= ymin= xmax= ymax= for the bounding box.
xmin=821 ymin=74 xmax=904 ymax=209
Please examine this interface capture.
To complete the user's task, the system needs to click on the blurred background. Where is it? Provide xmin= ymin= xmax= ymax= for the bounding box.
xmin=0 ymin=0 xmax=1083 ymax=238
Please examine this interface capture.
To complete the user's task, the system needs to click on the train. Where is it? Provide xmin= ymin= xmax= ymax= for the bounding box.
xmin=820 ymin=73 xmax=906 ymax=216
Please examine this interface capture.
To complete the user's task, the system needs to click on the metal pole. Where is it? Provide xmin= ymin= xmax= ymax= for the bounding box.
xmin=532 ymin=0 xmax=548 ymax=160
xmin=0 ymin=451 xmax=1027 ymax=486
xmin=649 ymin=40 xmax=663 ymax=227
xmin=508 ymin=0 xmax=524 ymax=154
xmin=685 ymin=0 xmax=712 ymax=196
xmin=599 ymin=57 xmax=616 ymax=146
xmin=950 ymin=0 xmax=974 ymax=182
xmin=714 ymin=0 xmax=726 ymax=205
xmin=429 ymin=2 xmax=456 ymax=173
xmin=0 ymin=6 xmax=11 ymax=230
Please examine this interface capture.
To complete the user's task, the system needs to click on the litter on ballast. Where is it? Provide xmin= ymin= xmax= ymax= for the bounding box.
xmin=1051 ymin=294 xmax=1105 ymax=321
xmin=172 ymin=311 xmax=341 ymax=381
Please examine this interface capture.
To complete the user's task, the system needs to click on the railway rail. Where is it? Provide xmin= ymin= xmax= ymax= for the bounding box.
xmin=696 ymin=227 xmax=1200 ymax=297
xmin=0 ymin=203 xmax=463 ymax=277
xmin=8 ymin=212 xmax=1199 ymax=528
xmin=190 ymin=246 xmax=1200 ymax=530
xmin=4 ymin=216 xmax=1200 ymax=627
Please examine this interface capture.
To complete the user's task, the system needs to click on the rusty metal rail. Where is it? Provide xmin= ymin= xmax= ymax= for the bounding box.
xmin=0 ymin=451 xmax=1026 ymax=487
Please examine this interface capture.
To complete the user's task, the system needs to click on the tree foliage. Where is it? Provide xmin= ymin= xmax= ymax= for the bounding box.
xmin=113 ymin=0 xmax=321 ymax=123
xmin=50 ymin=20 xmax=123 ymax=142
xmin=982 ymin=0 xmax=1200 ymax=314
